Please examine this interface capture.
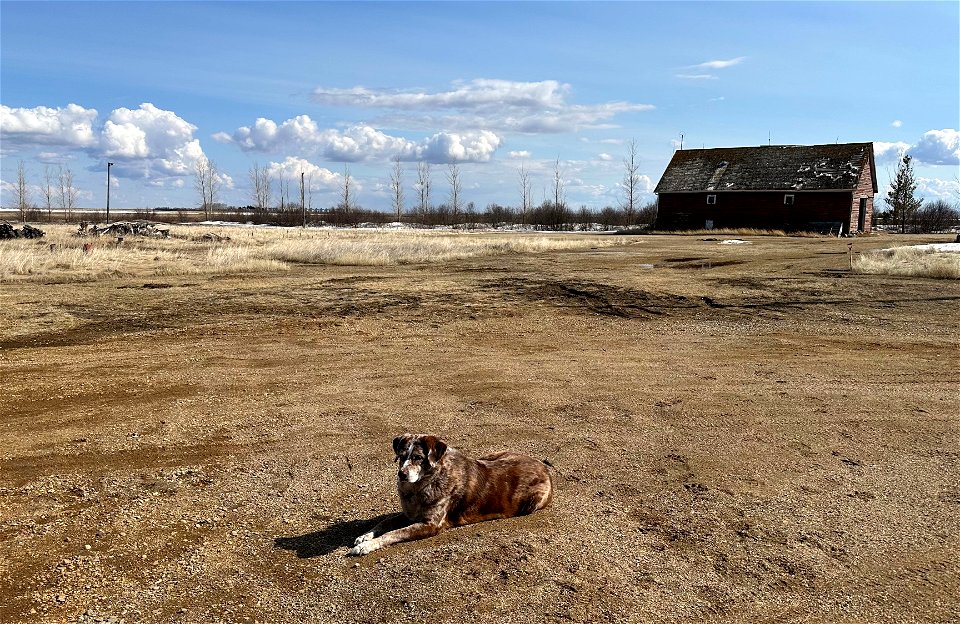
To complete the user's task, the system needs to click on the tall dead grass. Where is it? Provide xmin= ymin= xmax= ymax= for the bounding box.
xmin=853 ymin=246 xmax=960 ymax=279
xmin=0 ymin=224 xmax=623 ymax=282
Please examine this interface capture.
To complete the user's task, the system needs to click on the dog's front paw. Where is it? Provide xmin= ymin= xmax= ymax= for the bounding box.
xmin=347 ymin=540 xmax=379 ymax=557
xmin=353 ymin=531 xmax=374 ymax=546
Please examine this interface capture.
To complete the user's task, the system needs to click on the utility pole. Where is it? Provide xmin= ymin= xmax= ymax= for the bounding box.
xmin=300 ymin=171 xmax=306 ymax=228
xmin=106 ymin=162 xmax=114 ymax=222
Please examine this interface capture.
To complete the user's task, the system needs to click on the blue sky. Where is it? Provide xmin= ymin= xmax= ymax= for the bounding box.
xmin=2 ymin=1 xmax=958 ymax=212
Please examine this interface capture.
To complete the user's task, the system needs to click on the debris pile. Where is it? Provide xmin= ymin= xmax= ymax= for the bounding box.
xmin=78 ymin=221 xmax=170 ymax=238
xmin=0 ymin=222 xmax=46 ymax=239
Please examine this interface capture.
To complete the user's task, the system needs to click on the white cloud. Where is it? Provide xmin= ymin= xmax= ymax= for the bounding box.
xmin=691 ymin=57 xmax=747 ymax=70
xmin=314 ymin=79 xmax=570 ymax=110
xmin=598 ymin=153 xmax=613 ymax=161
xmin=101 ymin=104 xmax=205 ymax=178
xmin=265 ymin=156 xmax=344 ymax=191
xmin=891 ymin=120 xmax=903 ymax=128
xmin=508 ymin=150 xmax=531 ymax=159
xmin=310 ymin=79 xmax=653 ymax=134
xmin=0 ymin=103 xmax=98 ymax=148
xmin=917 ymin=177 xmax=959 ymax=200
xmin=1 ymin=102 xmax=208 ymax=183
xmin=911 ymin=129 xmax=960 ymax=165
xmin=874 ymin=141 xmax=910 ymax=162
xmin=675 ymin=74 xmax=718 ymax=80
xmin=876 ymin=129 xmax=960 ymax=166
xmin=218 ymin=116 xmax=502 ymax=163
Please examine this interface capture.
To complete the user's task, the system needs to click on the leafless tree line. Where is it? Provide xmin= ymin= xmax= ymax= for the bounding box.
xmin=8 ymin=160 xmax=80 ymax=223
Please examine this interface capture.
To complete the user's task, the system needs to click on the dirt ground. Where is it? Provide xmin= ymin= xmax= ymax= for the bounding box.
xmin=1 ymin=233 xmax=958 ymax=624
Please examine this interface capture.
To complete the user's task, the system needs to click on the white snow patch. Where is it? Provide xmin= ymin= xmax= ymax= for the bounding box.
xmin=719 ymin=239 xmax=751 ymax=245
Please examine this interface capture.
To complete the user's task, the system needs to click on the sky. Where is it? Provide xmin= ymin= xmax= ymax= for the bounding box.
xmin=1 ymin=1 xmax=958 ymax=212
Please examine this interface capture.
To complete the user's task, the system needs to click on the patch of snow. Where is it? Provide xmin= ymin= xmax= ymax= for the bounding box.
xmin=719 ymin=239 xmax=751 ymax=245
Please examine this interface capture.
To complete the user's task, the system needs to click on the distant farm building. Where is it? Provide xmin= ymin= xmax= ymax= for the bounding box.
xmin=654 ymin=142 xmax=877 ymax=234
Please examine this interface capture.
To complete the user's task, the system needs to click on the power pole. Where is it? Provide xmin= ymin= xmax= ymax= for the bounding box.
xmin=300 ymin=171 xmax=306 ymax=228
xmin=106 ymin=162 xmax=114 ymax=222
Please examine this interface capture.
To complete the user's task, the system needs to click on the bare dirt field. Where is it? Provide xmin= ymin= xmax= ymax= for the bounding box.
xmin=1 ymin=232 xmax=958 ymax=623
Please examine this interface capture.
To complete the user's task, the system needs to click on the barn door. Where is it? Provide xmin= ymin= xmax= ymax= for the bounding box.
xmin=857 ymin=198 xmax=867 ymax=232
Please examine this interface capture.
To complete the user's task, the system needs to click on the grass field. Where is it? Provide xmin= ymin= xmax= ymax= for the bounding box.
xmin=0 ymin=224 xmax=626 ymax=282
xmin=1 ymin=229 xmax=958 ymax=623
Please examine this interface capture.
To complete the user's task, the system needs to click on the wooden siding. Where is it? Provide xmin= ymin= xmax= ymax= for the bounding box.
xmin=656 ymin=191 xmax=854 ymax=232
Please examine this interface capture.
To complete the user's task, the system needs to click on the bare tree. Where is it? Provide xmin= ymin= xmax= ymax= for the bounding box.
xmin=57 ymin=165 xmax=77 ymax=220
xmin=552 ymin=158 xmax=566 ymax=210
xmin=416 ymin=160 xmax=431 ymax=218
xmin=340 ymin=165 xmax=353 ymax=213
xmin=390 ymin=155 xmax=404 ymax=222
xmin=249 ymin=162 xmax=272 ymax=211
xmin=298 ymin=170 xmax=306 ymax=227
xmin=619 ymin=139 xmax=641 ymax=225
xmin=194 ymin=156 xmax=220 ymax=218
xmin=518 ymin=162 xmax=532 ymax=224
xmin=447 ymin=163 xmax=462 ymax=223
xmin=14 ymin=161 xmax=30 ymax=223
xmin=43 ymin=165 xmax=56 ymax=221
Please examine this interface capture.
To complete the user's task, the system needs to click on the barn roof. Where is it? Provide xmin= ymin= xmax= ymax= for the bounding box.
xmin=654 ymin=142 xmax=876 ymax=194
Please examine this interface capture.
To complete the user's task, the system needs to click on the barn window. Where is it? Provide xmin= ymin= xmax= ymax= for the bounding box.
xmin=706 ymin=194 xmax=717 ymax=205
xmin=784 ymin=194 xmax=795 ymax=205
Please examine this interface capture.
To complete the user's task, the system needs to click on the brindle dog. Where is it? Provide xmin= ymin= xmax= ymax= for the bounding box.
xmin=348 ymin=434 xmax=554 ymax=556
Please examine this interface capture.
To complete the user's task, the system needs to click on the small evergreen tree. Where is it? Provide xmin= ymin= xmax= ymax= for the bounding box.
xmin=885 ymin=154 xmax=923 ymax=233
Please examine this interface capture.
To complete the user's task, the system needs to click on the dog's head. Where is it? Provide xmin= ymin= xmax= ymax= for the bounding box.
xmin=392 ymin=434 xmax=448 ymax=484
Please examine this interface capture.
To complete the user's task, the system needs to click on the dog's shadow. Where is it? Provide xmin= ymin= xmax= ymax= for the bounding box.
xmin=274 ymin=513 xmax=397 ymax=558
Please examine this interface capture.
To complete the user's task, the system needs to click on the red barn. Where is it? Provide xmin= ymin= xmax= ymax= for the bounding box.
xmin=654 ymin=142 xmax=877 ymax=234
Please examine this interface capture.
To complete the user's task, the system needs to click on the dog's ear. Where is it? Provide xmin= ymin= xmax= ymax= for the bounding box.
xmin=393 ymin=434 xmax=413 ymax=462
xmin=424 ymin=436 xmax=448 ymax=466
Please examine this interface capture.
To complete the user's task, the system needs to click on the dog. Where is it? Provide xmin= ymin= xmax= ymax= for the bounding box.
xmin=348 ymin=434 xmax=553 ymax=556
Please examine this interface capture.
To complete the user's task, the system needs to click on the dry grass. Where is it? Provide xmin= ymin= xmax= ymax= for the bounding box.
xmin=853 ymin=245 xmax=960 ymax=279
xmin=653 ymin=227 xmax=791 ymax=237
xmin=0 ymin=224 xmax=624 ymax=282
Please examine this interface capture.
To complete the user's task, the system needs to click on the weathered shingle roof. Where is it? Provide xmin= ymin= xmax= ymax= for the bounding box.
xmin=655 ymin=143 xmax=876 ymax=193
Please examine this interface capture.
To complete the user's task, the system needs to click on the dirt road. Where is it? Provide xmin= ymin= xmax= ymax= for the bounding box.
xmin=2 ymin=234 xmax=958 ymax=623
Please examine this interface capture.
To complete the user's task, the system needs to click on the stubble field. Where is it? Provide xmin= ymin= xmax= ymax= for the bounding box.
xmin=1 ymin=230 xmax=958 ymax=623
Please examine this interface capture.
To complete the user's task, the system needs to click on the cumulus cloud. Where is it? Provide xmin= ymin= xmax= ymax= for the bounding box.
xmin=265 ymin=156 xmax=344 ymax=191
xmin=891 ymin=120 xmax=903 ymax=128
xmin=1 ymin=102 xmax=208 ymax=182
xmin=508 ymin=150 xmax=531 ymax=159
xmin=218 ymin=116 xmax=502 ymax=163
xmin=311 ymin=79 xmax=653 ymax=134
xmin=876 ymin=130 xmax=960 ymax=166
xmin=917 ymin=176 xmax=960 ymax=200
xmin=598 ymin=153 xmax=614 ymax=161
xmin=0 ymin=103 xmax=98 ymax=148
xmin=911 ymin=129 xmax=959 ymax=165
xmin=101 ymin=104 xmax=205 ymax=178
xmin=874 ymin=141 xmax=910 ymax=162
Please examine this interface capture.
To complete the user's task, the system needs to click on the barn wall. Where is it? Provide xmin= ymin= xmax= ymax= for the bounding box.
xmin=656 ymin=192 xmax=854 ymax=232
xmin=850 ymin=163 xmax=875 ymax=233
